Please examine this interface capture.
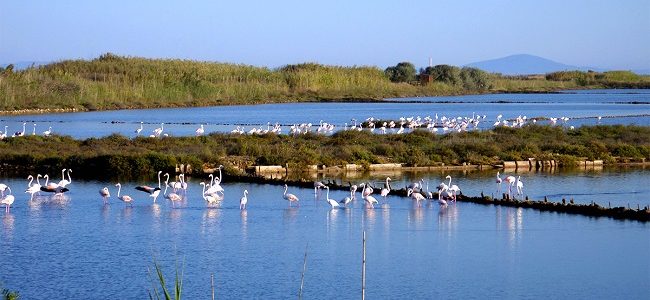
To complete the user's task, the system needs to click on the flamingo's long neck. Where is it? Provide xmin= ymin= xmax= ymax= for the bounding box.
xmin=62 ymin=169 xmax=66 ymax=181
xmin=117 ymin=185 xmax=121 ymax=197
xmin=447 ymin=177 xmax=452 ymax=187
xmin=27 ymin=176 xmax=33 ymax=187
xmin=44 ymin=175 xmax=49 ymax=185
xmin=157 ymin=172 xmax=161 ymax=188
xmin=68 ymin=170 xmax=72 ymax=183
xmin=326 ymin=188 xmax=329 ymax=200
xmin=36 ymin=175 xmax=42 ymax=185
xmin=284 ymin=185 xmax=288 ymax=196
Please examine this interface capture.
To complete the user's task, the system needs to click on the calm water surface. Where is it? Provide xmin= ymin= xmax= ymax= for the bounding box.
xmin=0 ymin=169 xmax=648 ymax=299
xmin=1 ymin=90 xmax=649 ymax=139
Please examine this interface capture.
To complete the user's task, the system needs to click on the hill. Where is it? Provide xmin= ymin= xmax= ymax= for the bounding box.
xmin=465 ymin=54 xmax=594 ymax=75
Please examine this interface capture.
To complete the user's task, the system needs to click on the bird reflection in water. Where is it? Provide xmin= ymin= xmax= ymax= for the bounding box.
xmin=364 ymin=206 xmax=377 ymax=229
xmin=327 ymin=208 xmax=339 ymax=233
xmin=283 ymin=207 xmax=299 ymax=223
xmin=200 ymin=209 xmax=221 ymax=234
xmin=437 ymin=204 xmax=459 ymax=231
xmin=3 ymin=213 xmax=15 ymax=234
xmin=382 ymin=204 xmax=390 ymax=233
xmin=408 ymin=206 xmax=424 ymax=229
xmin=150 ymin=203 xmax=162 ymax=219
xmin=121 ymin=206 xmax=133 ymax=220
xmin=240 ymin=210 xmax=248 ymax=240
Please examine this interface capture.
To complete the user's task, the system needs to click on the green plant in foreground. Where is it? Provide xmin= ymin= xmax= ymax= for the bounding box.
xmin=0 ymin=284 xmax=19 ymax=300
xmin=148 ymin=258 xmax=184 ymax=300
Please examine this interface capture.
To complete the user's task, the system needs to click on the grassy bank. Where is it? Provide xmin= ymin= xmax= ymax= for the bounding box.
xmin=2 ymin=54 xmax=648 ymax=112
xmin=0 ymin=125 xmax=648 ymax=179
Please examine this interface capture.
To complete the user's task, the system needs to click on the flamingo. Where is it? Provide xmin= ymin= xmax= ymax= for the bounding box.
xmin=240 ymin=189 xmax=249 ymax=210
xmin=0 ymin=126 xmax=8 ymax=139
xmin=135 ymin=171 xmax=162 ymax=202
xmin=152 ymin=123 xmax=164 ymax=137
xmin=496 ymin=171 xmax=503 ymax=193
xmin=339 ymin=188 xmax=353 ymax=207
xmin=362 ymin=183 xmax=374 ymax=198
xmin=407 ymin=188 xmax=425 ymax=207
xmin=25 ymin=175 xmax=42 ymax=201
xmin=1 ymin=192 xmax=15 ymax=213
xmin=195 ymin=124 xmax=205 ymax=136
xmin=135 ymin=122 xmax=143 ymax=136
xmin=42 ymin=126 xmax=52 ymax=137
xmin=40 ymin=175 xmax=68 ymax=194
xmin=445 ymin=175 xmax=461 ymax=201
xmin=57 ymin=168 xmax=72 ymax=188
xmin=314 ymin=181 xmax=326 ymax=194
xmin=13 ymin=122 xmax=26 ymax=137
xmin=504 ymin=175 xmax=516 ymax=197
xmin=515 ymin=176 xmax=524 ymax=196
xmin=163 ymin=173 xmax=182 ymax=204
xmin=283 ymin=184 xmax=299 ymax=207
xmin=31 ymin=123 xmax=36 ymax=135
xmin=380 ymin=177 xmax=391 ymax=201
xmin=99 ymin=187 xmax=111 ymax=204
xmin=0 ymin=182 xmax=9 ymax=197
xmin=361 ymin=184 xmax=378 ymax=208
xmin=114 ymin=183 xmax=134 ymax=206
xmin=205 ymin=168 xmax=225 ymax=195
xmin=324 ymin=187 xmax=339 ymax=208
xmin=200 ymin=182 xmax=221 ymax=207
xmin=350 ymin=184 xmax=358 ymax=200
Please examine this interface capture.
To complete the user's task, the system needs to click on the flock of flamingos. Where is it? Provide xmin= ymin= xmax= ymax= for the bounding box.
xmin=0 ymin=112 xmax=578 ymax=139
xmin=0 ymin=166 xmax=525 ymax=213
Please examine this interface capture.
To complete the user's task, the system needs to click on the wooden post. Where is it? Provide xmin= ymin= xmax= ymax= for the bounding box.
xmin=361 ymin=231 xmax=366 ymax=300
xmin=299 ymin=244 xmax=308 ymax=300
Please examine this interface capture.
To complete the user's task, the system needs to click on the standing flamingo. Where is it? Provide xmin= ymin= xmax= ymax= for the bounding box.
xmin=515 ymin=176 xmax=524 ymax=196
xmin=25 ymin=175 xmax=42 ymax=201
xmin=163 ymin=173 xmax=182 ymax=207
xmin=58 ymin=168 xmax=72 ymax=187
xmin=283 ymin=184 xmax=300 ymax=207
xmin=200 ymin=182 xmax=221 ymax=207
xmin=152 ymin=123 xmax=164 ymax=137
xmin=445 ymin=175 xmax=461 ymax=202
xmin=99 ymin=187 xmax=111 ymax=204
xmin=1 ymin=191 xmax=15 ymax=212
xmin=115 ymin=183 xmax=134 ymax=206
xmin=380 ymin=177 xmax=391 ymax=201
xmin=195 ymin=124 xmax=205 ymax=136
xmin=325 ymin=186 xmax=339 ymax=208
xmin=496 ymin=171 xmax=503 ymax=193
xmin=42 ymin=126 xmax=52 ymax=137
xmin=339 ymin=188 xmax=353 ymax=207
xmin=135 ymin=122 xmax=143 ymax=136
xmin=314 ymin=181 xmax=326 ymax=195
xmin=504 ymin=175 xmax=516 ymax=197
xmin=361 ymin=184 xmax=378 ymax=208
xmin=407 ymin=188 xmax=426 ymax=207
xmin=240 ymin=189 xmax=249 ymax=210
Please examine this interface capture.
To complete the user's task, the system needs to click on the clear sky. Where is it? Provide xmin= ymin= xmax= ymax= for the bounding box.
xmin=1 ymin=0 xmax=649 ymax=69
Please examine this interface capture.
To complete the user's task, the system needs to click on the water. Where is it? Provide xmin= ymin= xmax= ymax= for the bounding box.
xmin=0 ymin=170 xmax=648 ymax=299
xmin=1 ymin=89 xmax=649 ymax=139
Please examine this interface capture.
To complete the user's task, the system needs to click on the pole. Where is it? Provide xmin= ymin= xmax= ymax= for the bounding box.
xmin=361 ymin=231 xmax=366 ymax=300
xmin=211 ymin=273 xmax=215 ymax=300
xmin=299 ymin=244 xmax=308 ymax=299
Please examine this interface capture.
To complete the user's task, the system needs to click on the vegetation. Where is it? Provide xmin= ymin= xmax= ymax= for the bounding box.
xmin=545 ymin=70 xmax=650 ymax=88
xmin=148 ymin=259 xmax=183 ymax=300
xmin=0 ymin=125 xmax=647 ymax=179
xmin=1 ymin=54 xmax=647 ymax=113
xmin=0 ymin=283 xmax=19 ymax=300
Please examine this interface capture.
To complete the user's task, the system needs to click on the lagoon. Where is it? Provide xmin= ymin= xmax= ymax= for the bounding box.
xmin=1 ymin=90 xmax=649 ymax=139
xmin=0 ymin=168 xmax=648 ymax=299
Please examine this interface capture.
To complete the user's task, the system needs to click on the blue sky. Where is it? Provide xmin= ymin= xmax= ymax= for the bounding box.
xmin=1 ymin=0 xmax=649 ymax=69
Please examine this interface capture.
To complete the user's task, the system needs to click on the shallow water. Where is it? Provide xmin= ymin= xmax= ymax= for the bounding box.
xmin=1 ymin=89 xmax=649 ymax=139
xmin=0 ymin=170 xmax=648 ymax=299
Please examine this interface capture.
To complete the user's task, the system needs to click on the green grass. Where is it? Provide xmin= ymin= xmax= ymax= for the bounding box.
xmin=148 ymin=258 xmax=184 ymax=300
xmin=3 ymin=54 xmax=646 ymax=112
xmin=0 ymin=125 xmax=647 ymax=179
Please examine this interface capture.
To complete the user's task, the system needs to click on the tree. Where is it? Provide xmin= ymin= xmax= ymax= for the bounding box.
xmin=421 ymin=64 xmax=460 ymax=85
xmin=384 ymin=62 xmax=417 ymax=83
xmin=459 ymin=67 xmax=491 ymax=90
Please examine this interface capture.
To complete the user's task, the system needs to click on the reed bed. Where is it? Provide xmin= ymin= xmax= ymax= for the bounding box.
xmin=0 ymin=125 xmax=647 ymax=179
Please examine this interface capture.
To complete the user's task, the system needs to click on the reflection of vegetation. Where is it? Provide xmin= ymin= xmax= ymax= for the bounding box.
xmin=0 ymin=125 xmax=647 ymax=178
xmin=2 ymin=54 xmax=648 ymax=112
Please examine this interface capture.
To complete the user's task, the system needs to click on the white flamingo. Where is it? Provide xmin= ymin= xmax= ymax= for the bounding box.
xmin=496 ymin=171 xmax=503 ymax=193
xmin=135 ymin=122 xmax=143 ymax=136
xmin=240 ymin=189 xmax=249 ymax=210
xmin=325 ymin=187 xmax=339 ymax=208
xmin=13 ymin=122 xmax=26 ymax=137
xmin=314 ymin=181 xmax=327 ymax=195
xmin=283 ymin=184 xmax=299 ymax=207
xmin=200 ymin=182 xmax=221 ymax=207
xmin=114 ymin=183 xmax=133 ymax=206
xmin=1 ymin=191 xmax=15 ymax=213
xmin=163 ymin=174 xmax=183 ymax=207
xmin=25 ymin=174 xmax=42 ymax=201
xmin=195 ymin=124 xmax=205 ymax=136
xmin=407 ymin=188 xmax=425 ymax=207
xmin=380 ymin=177 xmax=391 ymax=201
xmin=339 ymin=188 xmax=353 ymax=207
xmin=504 ymin=175 xmax=516 ymax=197
xmin=42 ymin=126 xmax=52 ymax=137
xmin=57 ymin=168 xmax=72 ymax=188
xmin=515 ymin=176 xmax=524 ymax=196
xmin=152 ymin=123 xmax=164 ymax=137
xmin=445 ymin=175 xmax=461 ymax=201
xmin=361 ymin=184 xmax=378 ymax=208
xmin=99 ymin=187 xmax=111 ymax=204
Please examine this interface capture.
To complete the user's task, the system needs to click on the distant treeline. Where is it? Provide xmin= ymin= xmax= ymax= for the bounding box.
xmin=0 ymin=125 xmax=648 ymax=179
xmin=0 ymin=54 xmax=648 ymax=112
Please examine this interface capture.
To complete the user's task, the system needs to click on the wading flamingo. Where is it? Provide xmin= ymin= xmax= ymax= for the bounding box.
xmin=115 ymin=183 xmax=133 ymax=206
xmin=380 ymin=177 xmax=391 ymax=201
xmin=135 ymin=171 xmax=162 ymax=202
xmin=99 ymin=187 xmax=111 ymax=204
xmin=325 ymin=187 xmax=339 ymax=208
xmin=240 ymin=189 xmax=249 ymax=210
xmin=283 ymin=184 xmax=299 ymax=207
xmin=496 ymin=171 xmax=503 ymax=193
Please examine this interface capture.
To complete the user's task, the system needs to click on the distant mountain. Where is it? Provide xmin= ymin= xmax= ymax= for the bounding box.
xmin=465 ymin=54 xmax=597 ymax=75
xmin=1 ymin=61 xmax=49 ymax=70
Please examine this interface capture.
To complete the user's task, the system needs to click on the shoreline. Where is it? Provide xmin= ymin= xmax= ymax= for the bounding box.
xmin=0 ymin=87 xmax=626 ymax=116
